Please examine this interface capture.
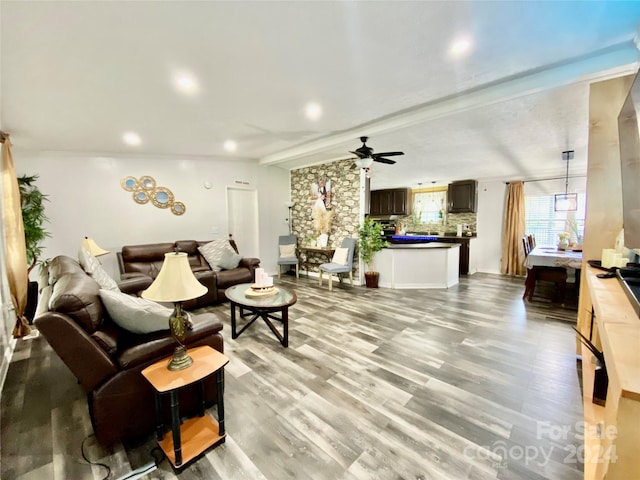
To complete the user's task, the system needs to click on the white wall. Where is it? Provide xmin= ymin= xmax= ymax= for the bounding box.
xmin=15 ymin=151 xmax=290 ymax=278
xmin=475 ymin=180 xmax=507 ymax=274
xmin=473 ymin=177 xmax=588 ymax=275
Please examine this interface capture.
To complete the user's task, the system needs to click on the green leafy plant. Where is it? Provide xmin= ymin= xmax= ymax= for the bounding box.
xmin=18 ymin=174 xmax=50 ymax=273
xmin=358 ymin=217 xmax=389 ymax=271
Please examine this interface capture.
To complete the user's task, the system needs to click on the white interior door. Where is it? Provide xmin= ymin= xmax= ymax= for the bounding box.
xmin=226 ymin=187 xmax=259 ymax=258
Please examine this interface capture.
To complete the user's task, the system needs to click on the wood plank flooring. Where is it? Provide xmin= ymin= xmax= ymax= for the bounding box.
xmin=1 ymin=273 xmax=585 ymax=480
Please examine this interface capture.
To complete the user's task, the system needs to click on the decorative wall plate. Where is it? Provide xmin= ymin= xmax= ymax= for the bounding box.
xmin=121 ymin=176 xmax=139 ymax=191
xmin=121 ymin=175 xmax=186 ymax=215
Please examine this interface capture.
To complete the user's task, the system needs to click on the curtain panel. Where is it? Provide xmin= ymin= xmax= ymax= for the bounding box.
xmin=1 ymin=135 xmax=31 ymax=337
xmin=501 ymin=181 xmax=526 ymax=276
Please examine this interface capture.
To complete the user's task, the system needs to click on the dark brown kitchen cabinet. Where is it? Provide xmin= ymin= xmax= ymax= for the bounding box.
xmin=370 ymin=188 xmax=411 ymax=216
xmin=447 ymin=180 xmax=477 ymax=213
xmin=435 ymin=237 xmax=473 ymax=275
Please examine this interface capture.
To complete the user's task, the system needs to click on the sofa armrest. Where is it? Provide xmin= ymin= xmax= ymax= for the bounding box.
xmin=240 ymin=257 xmax=260 ymax=268
xmin=239 ymin=257 xmax=260 ymax=280
xmin=118 ymin=276 xmax=153 ymax=296
xmin=116 ymin=312 xmax=224 ymax=369
xmin=34 ymin=311 xmax=118 ymax=392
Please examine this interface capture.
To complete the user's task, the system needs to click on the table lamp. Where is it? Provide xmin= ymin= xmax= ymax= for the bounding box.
xmin=82 ymin=236 xmax=109 ymax=257
xmin=141 ymin=252 xmax=208 ymax=371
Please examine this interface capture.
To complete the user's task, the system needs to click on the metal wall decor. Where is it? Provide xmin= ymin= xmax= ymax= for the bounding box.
xmin=120 ymin=176 xmax=186 ymax=215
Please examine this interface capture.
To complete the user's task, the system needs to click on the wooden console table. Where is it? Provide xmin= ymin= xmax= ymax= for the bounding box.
xmin=142 ymin=346 xmax=229 ymax=469
xmin=298 ymin=246 xmax=335 ymax=275
xmin=580 ymin=266 xmax=640 ymax=480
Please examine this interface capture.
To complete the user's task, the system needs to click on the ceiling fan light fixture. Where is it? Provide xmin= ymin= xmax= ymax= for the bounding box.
xmin=355 ymin=157 xmax=373 ymax=169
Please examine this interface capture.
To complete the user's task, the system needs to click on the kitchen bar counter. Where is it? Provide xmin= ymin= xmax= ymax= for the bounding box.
xmin=373 ymin=243 xmax=460 ymax=289
xmin=388 ymin=234 xmax=476 ymax=274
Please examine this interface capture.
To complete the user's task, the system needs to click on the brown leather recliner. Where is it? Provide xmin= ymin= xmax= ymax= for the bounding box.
xmin=34 ymin=255 xmax=225 ymax=446
xmin=117 ymin=239 xmax=260 ymax=308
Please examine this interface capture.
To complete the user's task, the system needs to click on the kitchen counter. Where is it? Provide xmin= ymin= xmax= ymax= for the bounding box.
xmin=387 ymin=234 xmax=477 ymax=274
xmin=373 ymin=243 xmax=460 ymax=289
xmin=385 ymin=242 xmax=460 ymax=249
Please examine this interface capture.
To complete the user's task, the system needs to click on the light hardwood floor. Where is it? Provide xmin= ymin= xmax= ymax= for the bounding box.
xmin=1 ymin=273 xmax=585 ymax=480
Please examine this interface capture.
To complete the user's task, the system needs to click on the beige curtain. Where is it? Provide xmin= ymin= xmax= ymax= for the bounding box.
xmin=501 ymin=181 xmax=526 ymax=276
xmin=1 ymin=133 xmax=31 ymax=338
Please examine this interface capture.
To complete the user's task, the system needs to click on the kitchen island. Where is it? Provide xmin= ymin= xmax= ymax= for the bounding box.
xmin=372 ymin=242 xmax=460 ymax=289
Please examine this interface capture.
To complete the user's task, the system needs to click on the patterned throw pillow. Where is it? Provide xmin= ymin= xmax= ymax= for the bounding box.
xmin=331 ymin=247 xmax=349 ymax=265
xmin=198 ymin=239 xmax=235 ymax=272
xmin=78 ymin=247 xmax=120 ymax=291
xmin=279 ymin=244 xmax=296 ymax=258
xmin=99 ymin=289 xmax=171 ymax=334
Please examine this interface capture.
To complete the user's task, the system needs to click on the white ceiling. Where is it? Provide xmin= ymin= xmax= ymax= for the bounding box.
xmin=2 ymin=1 xmax=640 ymax=189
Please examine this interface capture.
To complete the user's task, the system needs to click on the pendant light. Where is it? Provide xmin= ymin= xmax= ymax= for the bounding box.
xmin=554 ymin=150 xmax=577 ymax=211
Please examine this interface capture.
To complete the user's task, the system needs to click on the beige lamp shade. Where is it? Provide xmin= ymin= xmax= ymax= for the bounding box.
xmin=82 ymin=237 xmax=110 ymax=256
xmin=141 ymin=252 xmax=208 ymax=302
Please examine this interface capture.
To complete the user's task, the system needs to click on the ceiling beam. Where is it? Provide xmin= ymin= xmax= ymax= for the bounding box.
xmin=259 ymin=41 xmax=640 ymax=167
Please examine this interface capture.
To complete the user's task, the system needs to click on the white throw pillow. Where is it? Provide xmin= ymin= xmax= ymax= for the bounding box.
xmin=332 ymin=247 xmax=349 ymax=265
xmin=279 ymin=244 xmax=296 ymax=258
xmin=198 ymin=239 xmax=235 ymax=272
xmin=99 ymin=289 xmax=171 ymax=334
xmin=78 ymin=247 xmax=120 ymax=291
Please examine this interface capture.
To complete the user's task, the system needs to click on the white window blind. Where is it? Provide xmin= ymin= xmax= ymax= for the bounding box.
xmin=525 ymin=193 xmax=586 ymax=246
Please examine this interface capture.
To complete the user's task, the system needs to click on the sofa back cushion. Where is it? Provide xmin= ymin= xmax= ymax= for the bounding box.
xmin=48 ymin=270 xmax=104 ymax=334
xmin=120 ymin=242 xmax=174 ymax=278
xmin=48 ymin=255 xmax=84 ymax=286
xmin=175 ymin=240 xmax=209 ymax=270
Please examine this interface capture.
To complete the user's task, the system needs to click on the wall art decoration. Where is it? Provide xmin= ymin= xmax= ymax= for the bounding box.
xmin=120 ymin=176 xmax=186 ymax=215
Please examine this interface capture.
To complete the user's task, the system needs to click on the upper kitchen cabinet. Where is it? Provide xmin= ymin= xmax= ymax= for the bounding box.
xmin=370 ymin=188 xmax=412 ymax=216
xmin=447 ymin=180 xmax=477 ymax=213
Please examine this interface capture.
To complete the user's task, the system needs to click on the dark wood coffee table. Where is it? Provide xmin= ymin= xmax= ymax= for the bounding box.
xmin=224 ymin=283 xmax=297 ymax=347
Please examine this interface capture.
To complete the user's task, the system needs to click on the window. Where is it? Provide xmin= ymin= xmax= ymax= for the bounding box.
xmin=525 ymin=193 xmax=586 ymax=246
xmin=412 ymin=188 xmax=447 ymax=224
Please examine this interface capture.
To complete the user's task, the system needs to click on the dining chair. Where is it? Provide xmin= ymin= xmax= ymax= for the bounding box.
xmin=277 ymin=235 xmax=299 ymax=278
xmin=318 ymin=238 xmax=357 ymax=291
xmin=522 ymin=241 xmax=568 ymax=301
xmin=528 ymin=234 xmax=536 ymax=250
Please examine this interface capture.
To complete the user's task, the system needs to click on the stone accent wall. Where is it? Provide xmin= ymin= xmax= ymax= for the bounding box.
xmin=290 ymin=160 xmax=361 ymax=275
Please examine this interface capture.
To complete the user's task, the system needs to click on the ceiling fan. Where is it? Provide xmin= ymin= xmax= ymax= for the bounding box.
xmin=349 ymin=136 xmax=404 ymax=169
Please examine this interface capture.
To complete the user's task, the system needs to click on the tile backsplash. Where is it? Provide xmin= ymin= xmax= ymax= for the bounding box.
xmin=396 ymin=212 xmax=477 ymax=234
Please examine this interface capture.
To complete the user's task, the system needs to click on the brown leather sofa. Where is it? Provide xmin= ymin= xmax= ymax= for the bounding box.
xmin=117 ymin=239 xmax=260 ymax=309
xmin=34 ymin=255 xmax=225 ymax=446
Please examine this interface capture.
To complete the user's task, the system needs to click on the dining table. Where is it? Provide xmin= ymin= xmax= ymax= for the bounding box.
xmin=524 ymin=245 xmax=584 ymax=270
xmin=523 ymin=245 xmax=584 ymax=301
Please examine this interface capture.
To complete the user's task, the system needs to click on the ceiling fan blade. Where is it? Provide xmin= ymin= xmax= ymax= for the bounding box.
xmin=373 ymin=157 xmax=396 ymax=165
xmin=373 ymin=151 xmax=404 ymax=157
xmin=349 ymin=150 xmax=367 ymax=159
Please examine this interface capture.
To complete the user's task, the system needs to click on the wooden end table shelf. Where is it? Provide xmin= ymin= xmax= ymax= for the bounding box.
xmin=141 ymin=345 xmax=229 ymax=469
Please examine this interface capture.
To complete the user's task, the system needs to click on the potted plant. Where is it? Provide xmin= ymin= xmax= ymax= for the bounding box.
xmin=358 ymin=217 xmax=389 ymax=288
xmin=18 ymin=174 xmax=50 ymax=321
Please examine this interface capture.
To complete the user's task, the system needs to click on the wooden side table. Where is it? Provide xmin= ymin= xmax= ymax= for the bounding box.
xmin=141 ymin=345 xmax=229 ymax=469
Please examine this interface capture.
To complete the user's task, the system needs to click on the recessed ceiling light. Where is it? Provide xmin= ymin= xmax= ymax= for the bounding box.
xmin=224 ymin=140 xmax=237 ymax=152
xmin=174 ymin=73 xmax=198 ymax=94
xmin=305 ymin=102 xmax=322 ymax=121
xmin=449 ymin=38 xmax=472 ymax=57
xmin=123 ymin=132 xmax=141 ymax=146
